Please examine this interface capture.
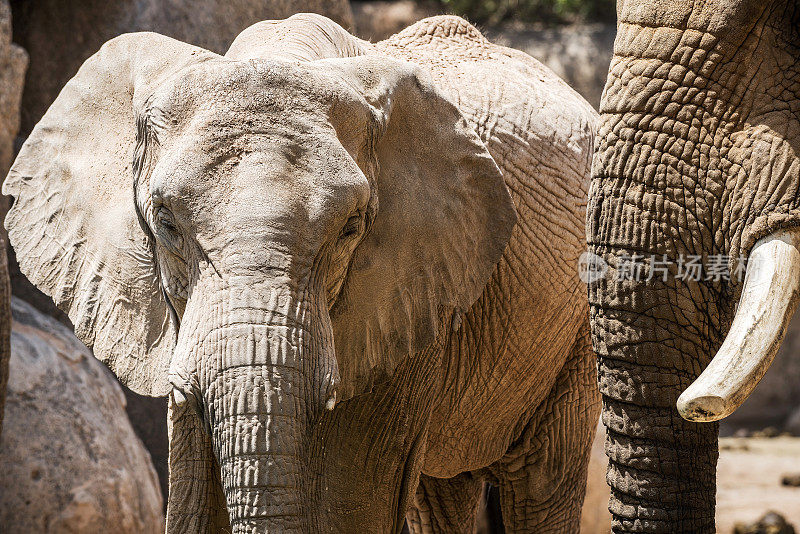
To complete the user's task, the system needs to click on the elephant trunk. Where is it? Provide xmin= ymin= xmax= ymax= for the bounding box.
xmin=589 ymin=268 xmax=720 ymax=532
xmin=589 ymin=27 xmax=730 ymax=530
xmin=175 ymin=278 xmax=338 ymax=533
xmin=590 ymin=5 xmax=800 ymax=527
xmin=211 ymin=322 xmax=304 ymax=533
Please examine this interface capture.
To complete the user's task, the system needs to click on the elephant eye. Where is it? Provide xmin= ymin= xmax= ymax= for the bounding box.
xmin=339 ymin=215 xmax=362 ymax=239
xmin=155 ymin=207 xmax=184 ymax=255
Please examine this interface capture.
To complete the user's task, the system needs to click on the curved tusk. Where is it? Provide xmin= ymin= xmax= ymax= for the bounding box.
xmin=677 ymin=228 xmax=800 ymax=422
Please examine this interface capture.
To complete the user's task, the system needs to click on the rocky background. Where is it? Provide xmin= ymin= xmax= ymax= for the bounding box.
xmin=0 ymin=298 xmax=163 ymax=532
xmin=0 ymin=1 xmax=797 ymax=533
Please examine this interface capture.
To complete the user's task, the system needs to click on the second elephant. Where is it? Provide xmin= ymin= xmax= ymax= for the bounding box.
xmin=588 ymin=0 xmax=800 ymax=531
xmin=5 ymin=14 xmax=599 ymax=533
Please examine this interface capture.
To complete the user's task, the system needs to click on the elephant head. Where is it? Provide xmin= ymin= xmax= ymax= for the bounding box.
xmin=589 ymin=0 xmax=799 ymax=530
xmin=3 ymin=24 xmax=516 ymax=532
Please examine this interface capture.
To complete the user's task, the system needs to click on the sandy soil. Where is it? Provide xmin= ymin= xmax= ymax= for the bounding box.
xmin=582 ymin=428 xmax=800 ymax=533
xmin=716 ymin=437 xmax=800 ymax=532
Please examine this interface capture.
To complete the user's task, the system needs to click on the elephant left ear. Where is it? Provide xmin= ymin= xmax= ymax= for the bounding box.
xmin=325 ymin=56 xmax=517 ymax=398
xmin=3 ymin=33 xmax=219 ymax=396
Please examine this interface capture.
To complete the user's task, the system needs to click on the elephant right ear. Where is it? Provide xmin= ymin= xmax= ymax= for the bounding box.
xmin=3 ymin=33 xmax=219 ymax=396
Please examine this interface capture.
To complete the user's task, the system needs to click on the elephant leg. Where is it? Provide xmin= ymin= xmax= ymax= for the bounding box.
xmin=406 ymin=472 xmax=483 ymax=534
xmin=488 ymin=328 xmax=600 ymax=533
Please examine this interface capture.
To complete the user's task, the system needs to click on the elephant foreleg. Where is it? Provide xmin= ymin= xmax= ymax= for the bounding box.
xmin=406 ymin=471 xmax=483 ymax=534
xmin=487 ymin=328 xmax=600 ymax=533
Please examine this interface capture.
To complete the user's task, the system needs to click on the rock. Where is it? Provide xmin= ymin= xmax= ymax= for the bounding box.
xmin=734 ymin=512 xmax=797 ymax=534
xmin=10 ymin=0 xmax=354 ymax=135
xmin=781 ymin=473 xmax=800 ymax=487
xmin=720 ymin=438 xmax=751 ymax=452
xmin=0 ymin=0 xmax=25 ymax=178
xmin=486 ymin=23 xmax=615 ymax=108
xmin=784 ymin=406 xmax=800 ymax=436
xmin=0 ymin=297 xmax=163 ymax=533
xmin=752 ymin=427 xmax=781 ymax=438
xmin=0 ymin=0 xmax=26 ymax=238
xmin=352 ymin=0 xmax=438 ymax=41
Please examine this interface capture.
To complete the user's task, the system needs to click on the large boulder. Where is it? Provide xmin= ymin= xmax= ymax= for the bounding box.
xmin=10 ymin=0 xmax=354 ymax=135
xmin=0 ymin=297 xmax=163 ymax=533
xmin=0 ymin=0 xmax=25 ymax=240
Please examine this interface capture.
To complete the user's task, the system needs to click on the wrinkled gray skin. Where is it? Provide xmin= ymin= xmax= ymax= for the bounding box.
xmin=5 ymin=15 xmax=598 ymax=533
xmin=589 ymin=0 xmax=799 ymax=531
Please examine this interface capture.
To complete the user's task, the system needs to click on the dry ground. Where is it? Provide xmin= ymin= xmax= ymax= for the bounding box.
xmin=716 ymin=437 xmax=800 ymax=532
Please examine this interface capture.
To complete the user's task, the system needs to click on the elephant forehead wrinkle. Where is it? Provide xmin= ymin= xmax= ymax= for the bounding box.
xmin=154 ymin=58 xmax=346 ymax=121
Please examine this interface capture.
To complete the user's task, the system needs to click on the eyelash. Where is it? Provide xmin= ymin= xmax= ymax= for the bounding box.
xmin=340 ymin=215 xmax=362 ymax=239
xmin=155 ymin=207 xmax=184 ymax=255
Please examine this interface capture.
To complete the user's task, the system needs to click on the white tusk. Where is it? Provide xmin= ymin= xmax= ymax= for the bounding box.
xmin=325 ymin=391 xmax=337 ymax=411
xmin=171 ymin=387 xmax=188 ymax=408
xmin=677 ymin=228 xmax=800 ymax=422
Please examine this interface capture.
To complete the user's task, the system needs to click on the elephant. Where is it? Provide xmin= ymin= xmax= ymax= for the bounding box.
xmin=4 ymin=14 xmax=598 ymax=533
xmin=588 ymin=0 xmax=799 ymax=531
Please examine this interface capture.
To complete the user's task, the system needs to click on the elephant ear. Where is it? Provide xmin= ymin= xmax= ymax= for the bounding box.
xmin=3 ymin=33 xmax=218 ymax=396
xmin=325 ymin=56 xmax=517 ymax=398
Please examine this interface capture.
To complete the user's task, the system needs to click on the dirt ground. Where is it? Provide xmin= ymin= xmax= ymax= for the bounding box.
xmin=582 ymin=427 xmax=800 ymax=533
xmin=717 ymin=437 xmax=800 ymax=532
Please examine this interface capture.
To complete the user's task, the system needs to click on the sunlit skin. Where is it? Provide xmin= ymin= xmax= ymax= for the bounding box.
xmin=589 ymin=0 xmax=800 ymax=531
xmin=6 ymin=14 xmax=598 ymax=533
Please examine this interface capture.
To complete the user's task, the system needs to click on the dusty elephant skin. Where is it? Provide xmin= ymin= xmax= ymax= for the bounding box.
xmin=4 ymin=14 xmax=598 ymax=533
xmin=588 ymin=0 xmax=800 ymax=531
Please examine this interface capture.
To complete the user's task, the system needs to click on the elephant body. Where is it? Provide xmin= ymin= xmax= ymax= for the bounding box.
xmin=378 ymin=19 xmax=597 ymax=481
xmin=589 ymin=0 xmax=799 ymax=531
xmin=4 ymin=15 xmax=598 ymax=533
xmin=374 ymin=19 xmax=600 ymax=531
